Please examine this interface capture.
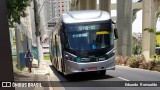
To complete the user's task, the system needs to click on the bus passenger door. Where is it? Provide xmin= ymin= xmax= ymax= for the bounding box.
xmin=55 ymin=35 xmax=59 ymax=69
xmin=60 ymin=27 xmax=66 ymax=73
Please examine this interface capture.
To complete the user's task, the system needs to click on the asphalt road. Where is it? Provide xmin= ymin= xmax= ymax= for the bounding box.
xmin=45 ymin=61 xmax=160 ymax=90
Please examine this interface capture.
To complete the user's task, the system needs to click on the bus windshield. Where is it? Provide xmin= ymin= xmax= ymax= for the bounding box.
xmin=64 ymin=21 xmax=113 ymax=50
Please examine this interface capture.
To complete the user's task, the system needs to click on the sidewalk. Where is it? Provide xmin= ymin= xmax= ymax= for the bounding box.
xmin=13 ymin=59 xmax=53 ymax=90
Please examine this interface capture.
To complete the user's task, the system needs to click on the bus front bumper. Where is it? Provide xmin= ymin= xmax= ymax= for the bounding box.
xmin=65 ymin=56 xmax=115 ymax=74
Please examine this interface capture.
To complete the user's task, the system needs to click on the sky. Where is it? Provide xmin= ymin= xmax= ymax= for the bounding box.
xmin=98 ymin=0 xmax=160 ymax=33
xmin=132 ymin=10 xmax=142 ymax=33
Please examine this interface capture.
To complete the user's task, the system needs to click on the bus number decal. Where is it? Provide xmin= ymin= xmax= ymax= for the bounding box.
xmin=79 ymin=25 xmax=97 ymax=31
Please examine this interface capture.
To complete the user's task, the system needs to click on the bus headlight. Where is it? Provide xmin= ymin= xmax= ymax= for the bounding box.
xmin=65 ymin=53 xmax=78 ymax=62
xmin=65 ymin=54 xmax=69 ymax=59
xmin=65 ymin=54 xmax=72 ymax=61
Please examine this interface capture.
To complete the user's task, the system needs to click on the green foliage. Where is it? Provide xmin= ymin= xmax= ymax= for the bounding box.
xmin=6 ymin=0 xmax=30 ymax=27
xmin=156 ymin=12 xmax=160 ymax=18
xmin=143 ymin=28 xmax=156 ymax=34
xmin=44 ymin=56 xmax=50 ymax=60
xmin=129 ymin=56 xmax=140 ymax=68
xmin=156 ymin=32 xmax=160 ymax=35
xmin=156 ymin=32 xmax=160 ymax=47
xmin=157 ymin=60 xmax=160 ymax=65
xmin=151 ymin=60 xmax=160 ymax=72
xmin=132 ymin=36 xmax=142 ymax=55
xmin=151 ymin=55 xmax=160 ymax=59
xmin=156 ymin=43 xmax=160 ymax=47
xmin=143 ymin=28 xmax=160 ymax=48
xmin=148 ymin=61 xmax=156 ymax=70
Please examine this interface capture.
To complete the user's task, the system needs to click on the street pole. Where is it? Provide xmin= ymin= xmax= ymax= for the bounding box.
xmin=0 ymin=0 xmax=15 ymax=90
xmin=33 ymin=0 xmax=43 ymax=67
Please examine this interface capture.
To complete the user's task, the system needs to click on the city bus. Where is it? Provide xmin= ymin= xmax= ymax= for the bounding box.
xmin=49 ymin=10 xmax=118 ymax=75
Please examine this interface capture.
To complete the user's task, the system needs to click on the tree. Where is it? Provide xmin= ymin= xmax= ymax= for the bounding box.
xmin=6 ymin=0 xmax=30 ymax=27
xmin=143 ymin=28 xmax=156 ymax=34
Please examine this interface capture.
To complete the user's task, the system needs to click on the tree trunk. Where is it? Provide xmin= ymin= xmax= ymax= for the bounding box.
xmin=0 ymin=0 xmax=15 ymax=90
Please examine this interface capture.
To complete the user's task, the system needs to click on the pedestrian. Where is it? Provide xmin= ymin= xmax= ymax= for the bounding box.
xmin=24 ymin=49 xmax=34 ymax=73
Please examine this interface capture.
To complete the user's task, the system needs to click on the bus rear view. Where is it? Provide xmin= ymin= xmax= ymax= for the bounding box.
xmin=50 ymin=10 xmax=118 ymax=75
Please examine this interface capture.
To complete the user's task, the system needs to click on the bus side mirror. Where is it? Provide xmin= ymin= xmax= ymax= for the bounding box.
xmin=114 ymin=28 xmax=118 ymax=40
xmin=111 ymin=20 xmax=118 ymax=40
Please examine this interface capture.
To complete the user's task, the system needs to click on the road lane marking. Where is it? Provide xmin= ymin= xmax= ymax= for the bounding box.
xmin=118 ymin=77 xmax=130 ymax=81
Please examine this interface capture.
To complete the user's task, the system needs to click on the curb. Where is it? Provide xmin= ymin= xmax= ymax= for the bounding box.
xmin=116 ymin=65 xmax=160 ymax=73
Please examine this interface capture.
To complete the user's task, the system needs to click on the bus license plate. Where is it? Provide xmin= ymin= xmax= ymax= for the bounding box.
xmin=88 ymin=67 xmax=97 ymax=71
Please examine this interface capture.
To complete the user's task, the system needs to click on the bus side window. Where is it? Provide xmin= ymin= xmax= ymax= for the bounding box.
xmin=60 ymin=27 xmax=66 ymax=49
xmin=60 ymin=27 xmax=64 ymax=44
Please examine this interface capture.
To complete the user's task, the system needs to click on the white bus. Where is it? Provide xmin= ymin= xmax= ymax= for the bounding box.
xmin=49 ymin=10 xmax=118 ymax=75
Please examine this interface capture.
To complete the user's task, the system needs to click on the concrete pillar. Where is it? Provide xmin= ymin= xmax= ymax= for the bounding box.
xmin=79 ymin=0 xmax=97 ymax=10
xmin=150 ymin=0 xmax=157 ymax=56
xmin=99 ymin=0 xmax=111 ymax=13
xmin=142 ymin=0 xmax=160 ymax=60
xmin=79 ymin=0 xmax=88 ymax=10
xmin=88 ymin=0 xmax=97 ymax=10
xmin=142 ymin=0 xmax=159 ymax=61
xmin=71 ymin=0 xmax=79 ymax=10
xmin=117 ymin=0 xmax=132 ymax=56
xmin=142 ymin=0 xmax=152 ymax=60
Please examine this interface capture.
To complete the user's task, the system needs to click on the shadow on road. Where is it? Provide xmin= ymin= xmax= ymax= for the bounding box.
xmin=49 ymin=65 xmax=114 ymax=82
xmin=66 ymin=72 xmax=114 ymax=82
